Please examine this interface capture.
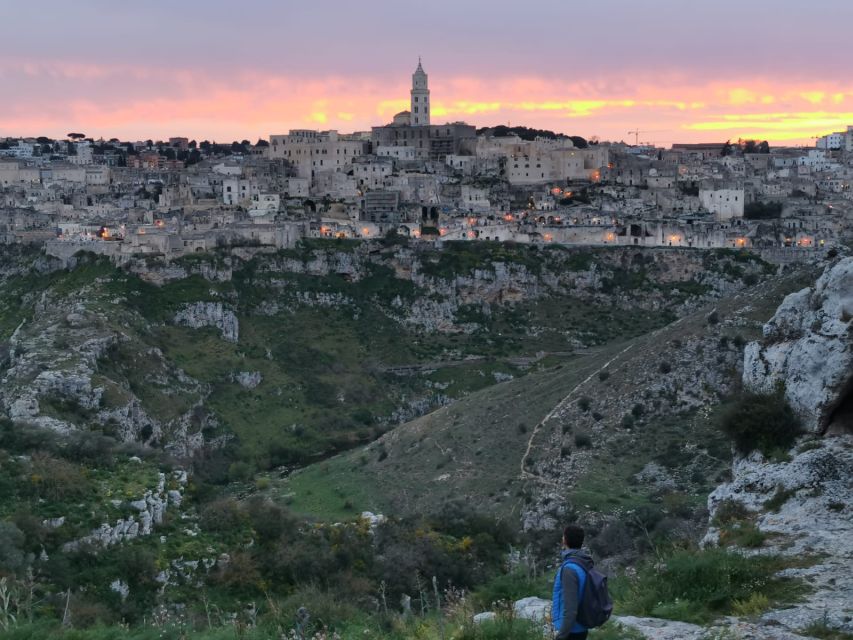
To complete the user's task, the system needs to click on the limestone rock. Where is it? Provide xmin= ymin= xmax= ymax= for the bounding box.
xmin=472 ymin=611 xmax=497 ymax=624
xmin=109 ymin=579 xmax=130 ymax=601
xmin=707 ymin=436 xmax=853 ymax=634
xmin=513 ymin=596 xmax=551 ymax=624
xmin=614 ymin=615 xmax=704 ymax=639
xmin=744 ymin=258 xmax=853 ymax=434
xmin=174 ymin=302 xmax=239 ymax=342
xmin=233 ymin=371 xmax=262 ymax=389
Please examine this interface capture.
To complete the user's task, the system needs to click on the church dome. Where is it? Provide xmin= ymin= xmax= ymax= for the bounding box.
xmin=392 ymin=111 xmax=412 ymax=126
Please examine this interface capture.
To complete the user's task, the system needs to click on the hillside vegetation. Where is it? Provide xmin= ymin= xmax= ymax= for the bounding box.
xmin=0 ymin=240 xmax=827 ymax=637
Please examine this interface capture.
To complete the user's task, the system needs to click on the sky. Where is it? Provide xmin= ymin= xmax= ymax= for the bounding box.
xmin=2 ymin=0 xmax=852 ymax=146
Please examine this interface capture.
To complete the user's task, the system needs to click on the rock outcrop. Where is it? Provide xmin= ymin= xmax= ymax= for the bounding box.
xmin=174 ymin=302 xmax=239 ymax=342
xmin=705 ymin=436 xmax=853 ymax=634
xmin=63 ymin=470 xmax=188 ymax=551
xmin=744 ymin=258 xmax=853 ymax=434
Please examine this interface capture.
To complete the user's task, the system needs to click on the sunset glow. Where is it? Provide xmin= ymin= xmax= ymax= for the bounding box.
xmin=2 ymin=1 xmax=851 ymax=146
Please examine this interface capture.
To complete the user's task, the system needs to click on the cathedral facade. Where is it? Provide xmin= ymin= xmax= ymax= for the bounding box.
xmin=371 ymin=59 xmax=475 ymax=160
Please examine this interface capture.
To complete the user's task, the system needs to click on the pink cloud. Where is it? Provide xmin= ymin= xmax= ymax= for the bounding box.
xmin=1 ymin=59 xmax=852 ymax=145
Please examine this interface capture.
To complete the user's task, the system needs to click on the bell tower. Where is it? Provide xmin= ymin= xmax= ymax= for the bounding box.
xmin=410 ymin=58 xmax=430 ymax=127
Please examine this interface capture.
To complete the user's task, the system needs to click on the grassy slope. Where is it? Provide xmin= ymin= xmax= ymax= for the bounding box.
xmin=277 ymin=266 xmax=818 ymax=522
xmin=277 ymin=344 xmax=623 ymax=520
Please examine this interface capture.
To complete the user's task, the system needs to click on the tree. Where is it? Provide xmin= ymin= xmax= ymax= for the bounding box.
xmin=719 ymin=390 xmax=801 ymax=455
xmin=67 ymin=132 xmax=86 ymax=140
xmin=744 ymin=201 xmax=782 ymax=220
xmin=740 ymin=139 xmax=770 ymax=154
xmin=0 ymin=522 xmax=27 ymax=572
xmin=721 ymin=140 xmax=733 ymax=156
xmin=255 ymin=138 xmax=270 ymax=148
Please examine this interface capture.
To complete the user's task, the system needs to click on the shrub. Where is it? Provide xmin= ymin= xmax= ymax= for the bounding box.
xmin=707 ymin=311 xmax=720 ymax=325
xmin=718 ymin=390 xmax=801 ymax=456
xmin=732 ymin=592 xmax=770 ymax=616
xmin=764 ymin=485 xmax=797 ymax=513
xmin=598 ymin=371 xmax=610 ymax=382
xmin=200 ymin=498 xmax=246 ymax=533
xmin=714 ymin=499 xmax=750 ymax=525
xmin=0 ymin=522 xmax=26 ymax=573
xmin=470 ymin=572 xmax=549 ymax=610
xmin=622 ymin=547 xmax=802 ymax=624
xmin=574 ymin=432 xmax=592 ymax=448
xmin=724 ymin=522 xmax=767 ymax=548
xmin=659 ymin=361 xmax=672 ymax=374
xmin=454 ymin=615 xmax=545 ymax=640
xmin=744 ymin=201 xmax=783 ymax=220
xmin=577 ymin=397 xmax=592 ymax=412
xmin=27 ymin=453 xmax=90 ymax=502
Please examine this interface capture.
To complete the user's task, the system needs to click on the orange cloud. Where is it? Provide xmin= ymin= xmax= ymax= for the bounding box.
xmin=1 ymin=59 xmax=852 ymax=145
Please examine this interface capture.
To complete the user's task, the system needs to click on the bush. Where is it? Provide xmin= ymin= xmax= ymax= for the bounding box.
xmin=718 ymin=390 xmax=802 ymax=456
xmin=713 ymin=499 xmax=749 ymax=525
xmin=622 ymin=547 xmax=802 ymax=624
xmin=598 ymin=371 xmax=610 ymax=382
xmin=574 ymin=432 xmax=592 ymax=448
xmin=470 ymin=572 xmax=549 ymax=610
xmin=744 ymin=201 xmax=783 ymax=220
xmin=722 ymin=522 xmax=767 ymax=548
xmin=764 ymin=485 xmax=797 ymax=513
xmin=659 ymin=361 xmax=672 ymax=374
xmin=577 ymin=397 xmax=592 ymax=412
xmin=199 ymin=498 xmax=247 ymax=533
xmin=455 ymin=615 xmax=545 ymax=640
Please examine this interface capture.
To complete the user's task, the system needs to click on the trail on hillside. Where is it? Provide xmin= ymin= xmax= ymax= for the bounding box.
xmin=518 ymin=342 xmax=636 ymax=482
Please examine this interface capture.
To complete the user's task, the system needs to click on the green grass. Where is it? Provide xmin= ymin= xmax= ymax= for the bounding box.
xmin=278 ymin=345 xmax=625 ymax=521
xmin=800 ymin=618 xmax=853 ymax=639
xmin=616 ymin=547 xmax=808 ymax=624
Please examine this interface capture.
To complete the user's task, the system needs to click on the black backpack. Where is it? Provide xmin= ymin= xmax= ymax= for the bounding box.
xmin=567 ymin=561 xmax=614 ymax=629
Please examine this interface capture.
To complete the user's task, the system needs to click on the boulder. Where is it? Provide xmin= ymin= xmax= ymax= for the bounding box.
xmin=744 ymin=258 xmax=853 ymax=434
xmin=513 ymin=596 xmax=551 ymax=624
xmin=472 ymin=612 xmax=497 ymax=625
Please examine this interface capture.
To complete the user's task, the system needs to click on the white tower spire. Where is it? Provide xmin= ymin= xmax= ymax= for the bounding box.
xmin=410 ymin=58 xmax=430 ymax=127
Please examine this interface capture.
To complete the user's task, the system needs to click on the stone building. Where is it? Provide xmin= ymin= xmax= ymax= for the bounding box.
xmin=371 ymin=60 xmax=476 ymax=160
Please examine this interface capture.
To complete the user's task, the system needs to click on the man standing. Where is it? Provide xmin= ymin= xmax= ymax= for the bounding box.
xmin=552 ymin=524 xmax=595 ymax=640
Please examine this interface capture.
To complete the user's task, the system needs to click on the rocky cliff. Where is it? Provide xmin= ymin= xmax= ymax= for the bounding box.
xmin=744 ymin=257 xmax=853 ymax=434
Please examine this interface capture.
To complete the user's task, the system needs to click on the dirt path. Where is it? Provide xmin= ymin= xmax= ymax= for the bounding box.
xmin=518 ymin=342 xmax=636 ymax=481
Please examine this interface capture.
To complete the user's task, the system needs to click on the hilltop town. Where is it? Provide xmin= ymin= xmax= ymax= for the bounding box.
xmin=2 ymin=61 xmax=851 ymax=267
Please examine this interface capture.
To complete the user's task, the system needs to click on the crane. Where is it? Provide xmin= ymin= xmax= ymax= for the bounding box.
xmin=627 ymin=129 xmax=666 ymax=146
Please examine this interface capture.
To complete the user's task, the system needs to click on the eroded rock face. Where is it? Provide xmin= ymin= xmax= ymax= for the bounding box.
xmin=62 ymin=470 xmax=188 ymax=552
xmin=174 ymin=302 xmax=239 ymax=342
xmin=744 ymin=258 xmax=853 ymax=434
xmin=705 ymin=436 xmax=853 ymax=634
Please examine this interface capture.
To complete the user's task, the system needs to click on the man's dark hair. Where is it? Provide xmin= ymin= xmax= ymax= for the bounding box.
xmin=563 ymin=524 xmax=585 ymax=549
